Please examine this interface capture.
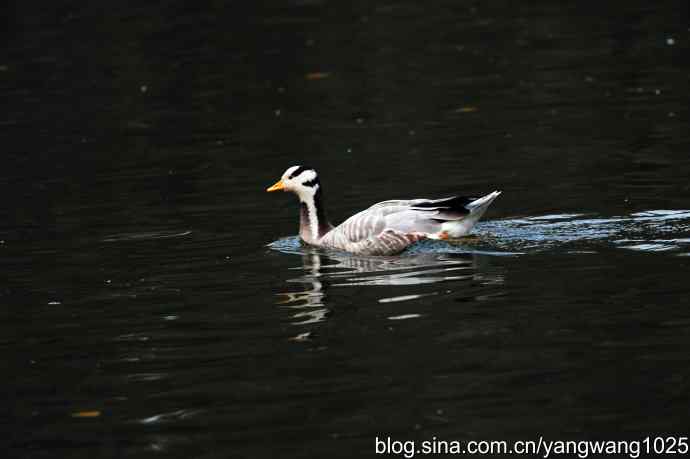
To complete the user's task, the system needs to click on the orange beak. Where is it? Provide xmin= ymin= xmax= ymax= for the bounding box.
xmin=266 ymin=179 xmax=285 ymax=192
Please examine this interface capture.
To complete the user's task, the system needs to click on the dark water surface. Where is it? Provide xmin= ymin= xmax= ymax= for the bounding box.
xmin=3 ymin=1 xmax=690 ymax=458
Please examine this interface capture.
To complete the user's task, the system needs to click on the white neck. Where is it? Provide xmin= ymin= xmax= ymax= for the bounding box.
xmin=302 ymin=198 xmax=320 ymax=242
xmin=297 ymin=185 xmax=331 ymax=244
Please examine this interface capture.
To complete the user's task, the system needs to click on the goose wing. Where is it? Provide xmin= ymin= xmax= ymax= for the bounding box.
xmin=371 ymin=196 xmax=474 ymax=221
xmin=319 ymin=196 xmax=476 ymax=255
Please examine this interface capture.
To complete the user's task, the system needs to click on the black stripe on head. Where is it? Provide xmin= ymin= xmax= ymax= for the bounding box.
xmin=289 ymin=166 xmax=314 ymax=179
xmin=288 ymin=166 xmax=306 ymax=178
xmin=303 ymin=177 xmax=319 ymax=188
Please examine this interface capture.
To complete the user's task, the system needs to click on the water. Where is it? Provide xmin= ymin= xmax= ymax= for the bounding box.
xmin=3 ymin=1 xmax=690 ymax=458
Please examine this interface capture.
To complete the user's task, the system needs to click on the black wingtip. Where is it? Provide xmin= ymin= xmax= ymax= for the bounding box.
xmin=413 ymin=195 xmax=474 ymax=210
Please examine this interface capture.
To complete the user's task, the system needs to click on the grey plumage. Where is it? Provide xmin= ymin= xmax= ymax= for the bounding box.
xmin=267 ymin=166 xmax=501 ymax=255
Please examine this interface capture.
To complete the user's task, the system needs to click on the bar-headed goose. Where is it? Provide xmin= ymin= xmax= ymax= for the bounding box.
xmin=267 ymin=165 xmax=500 ymax=255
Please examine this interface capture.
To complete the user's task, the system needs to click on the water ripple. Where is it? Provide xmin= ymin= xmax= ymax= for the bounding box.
xmin=270 ymin=208 xmax=690 ymax=257
xmin=137 ymin=409 xmax=204 ymax=425
xmin=480 ymin=209 xmax=690 ymax=254
xmin=103 ymin=230 xmax=192 ymax=242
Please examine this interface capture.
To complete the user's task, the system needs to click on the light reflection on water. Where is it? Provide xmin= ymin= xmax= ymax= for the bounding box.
xmin=138 ymin=409 xmax=203 ymax=425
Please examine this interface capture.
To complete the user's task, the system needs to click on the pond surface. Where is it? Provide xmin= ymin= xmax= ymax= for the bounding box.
xmin=2 ymin=1 xmax=690 ymax=458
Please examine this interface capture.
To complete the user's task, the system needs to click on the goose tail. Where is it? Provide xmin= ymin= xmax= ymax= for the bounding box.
xmin=438 ymin=190 xmax=502 ymax=238
xmin=467 ymin=190 xmax=502 ymax=214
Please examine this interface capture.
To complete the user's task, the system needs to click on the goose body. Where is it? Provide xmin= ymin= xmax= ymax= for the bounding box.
xmin=267 ymin=166 xmax=501 ymax=256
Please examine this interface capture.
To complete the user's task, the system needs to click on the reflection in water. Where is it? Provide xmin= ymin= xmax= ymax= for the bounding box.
xmin=272 ymin=239 xmax=507 ymax=329
xmin=276 ymin=251 xmax=328 ymax=326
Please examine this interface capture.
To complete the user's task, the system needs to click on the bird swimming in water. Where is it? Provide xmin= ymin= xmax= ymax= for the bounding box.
xmin=267 ymin=165 xmax=501 ymax=255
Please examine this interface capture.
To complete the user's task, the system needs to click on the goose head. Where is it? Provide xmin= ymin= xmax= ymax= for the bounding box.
xmin=266 ymin=165 xmax=320 ymax=202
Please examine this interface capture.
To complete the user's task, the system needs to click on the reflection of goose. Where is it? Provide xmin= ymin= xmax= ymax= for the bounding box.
xmin=276 ymin=252 xmax=328 ymax=325
xmin=316 ymin=252 xmax=479 ymax=286
xmin=277 ymin=247 xmax=504 ymax=312
xmin=267 ymin=166 xmax=501 ymax=255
